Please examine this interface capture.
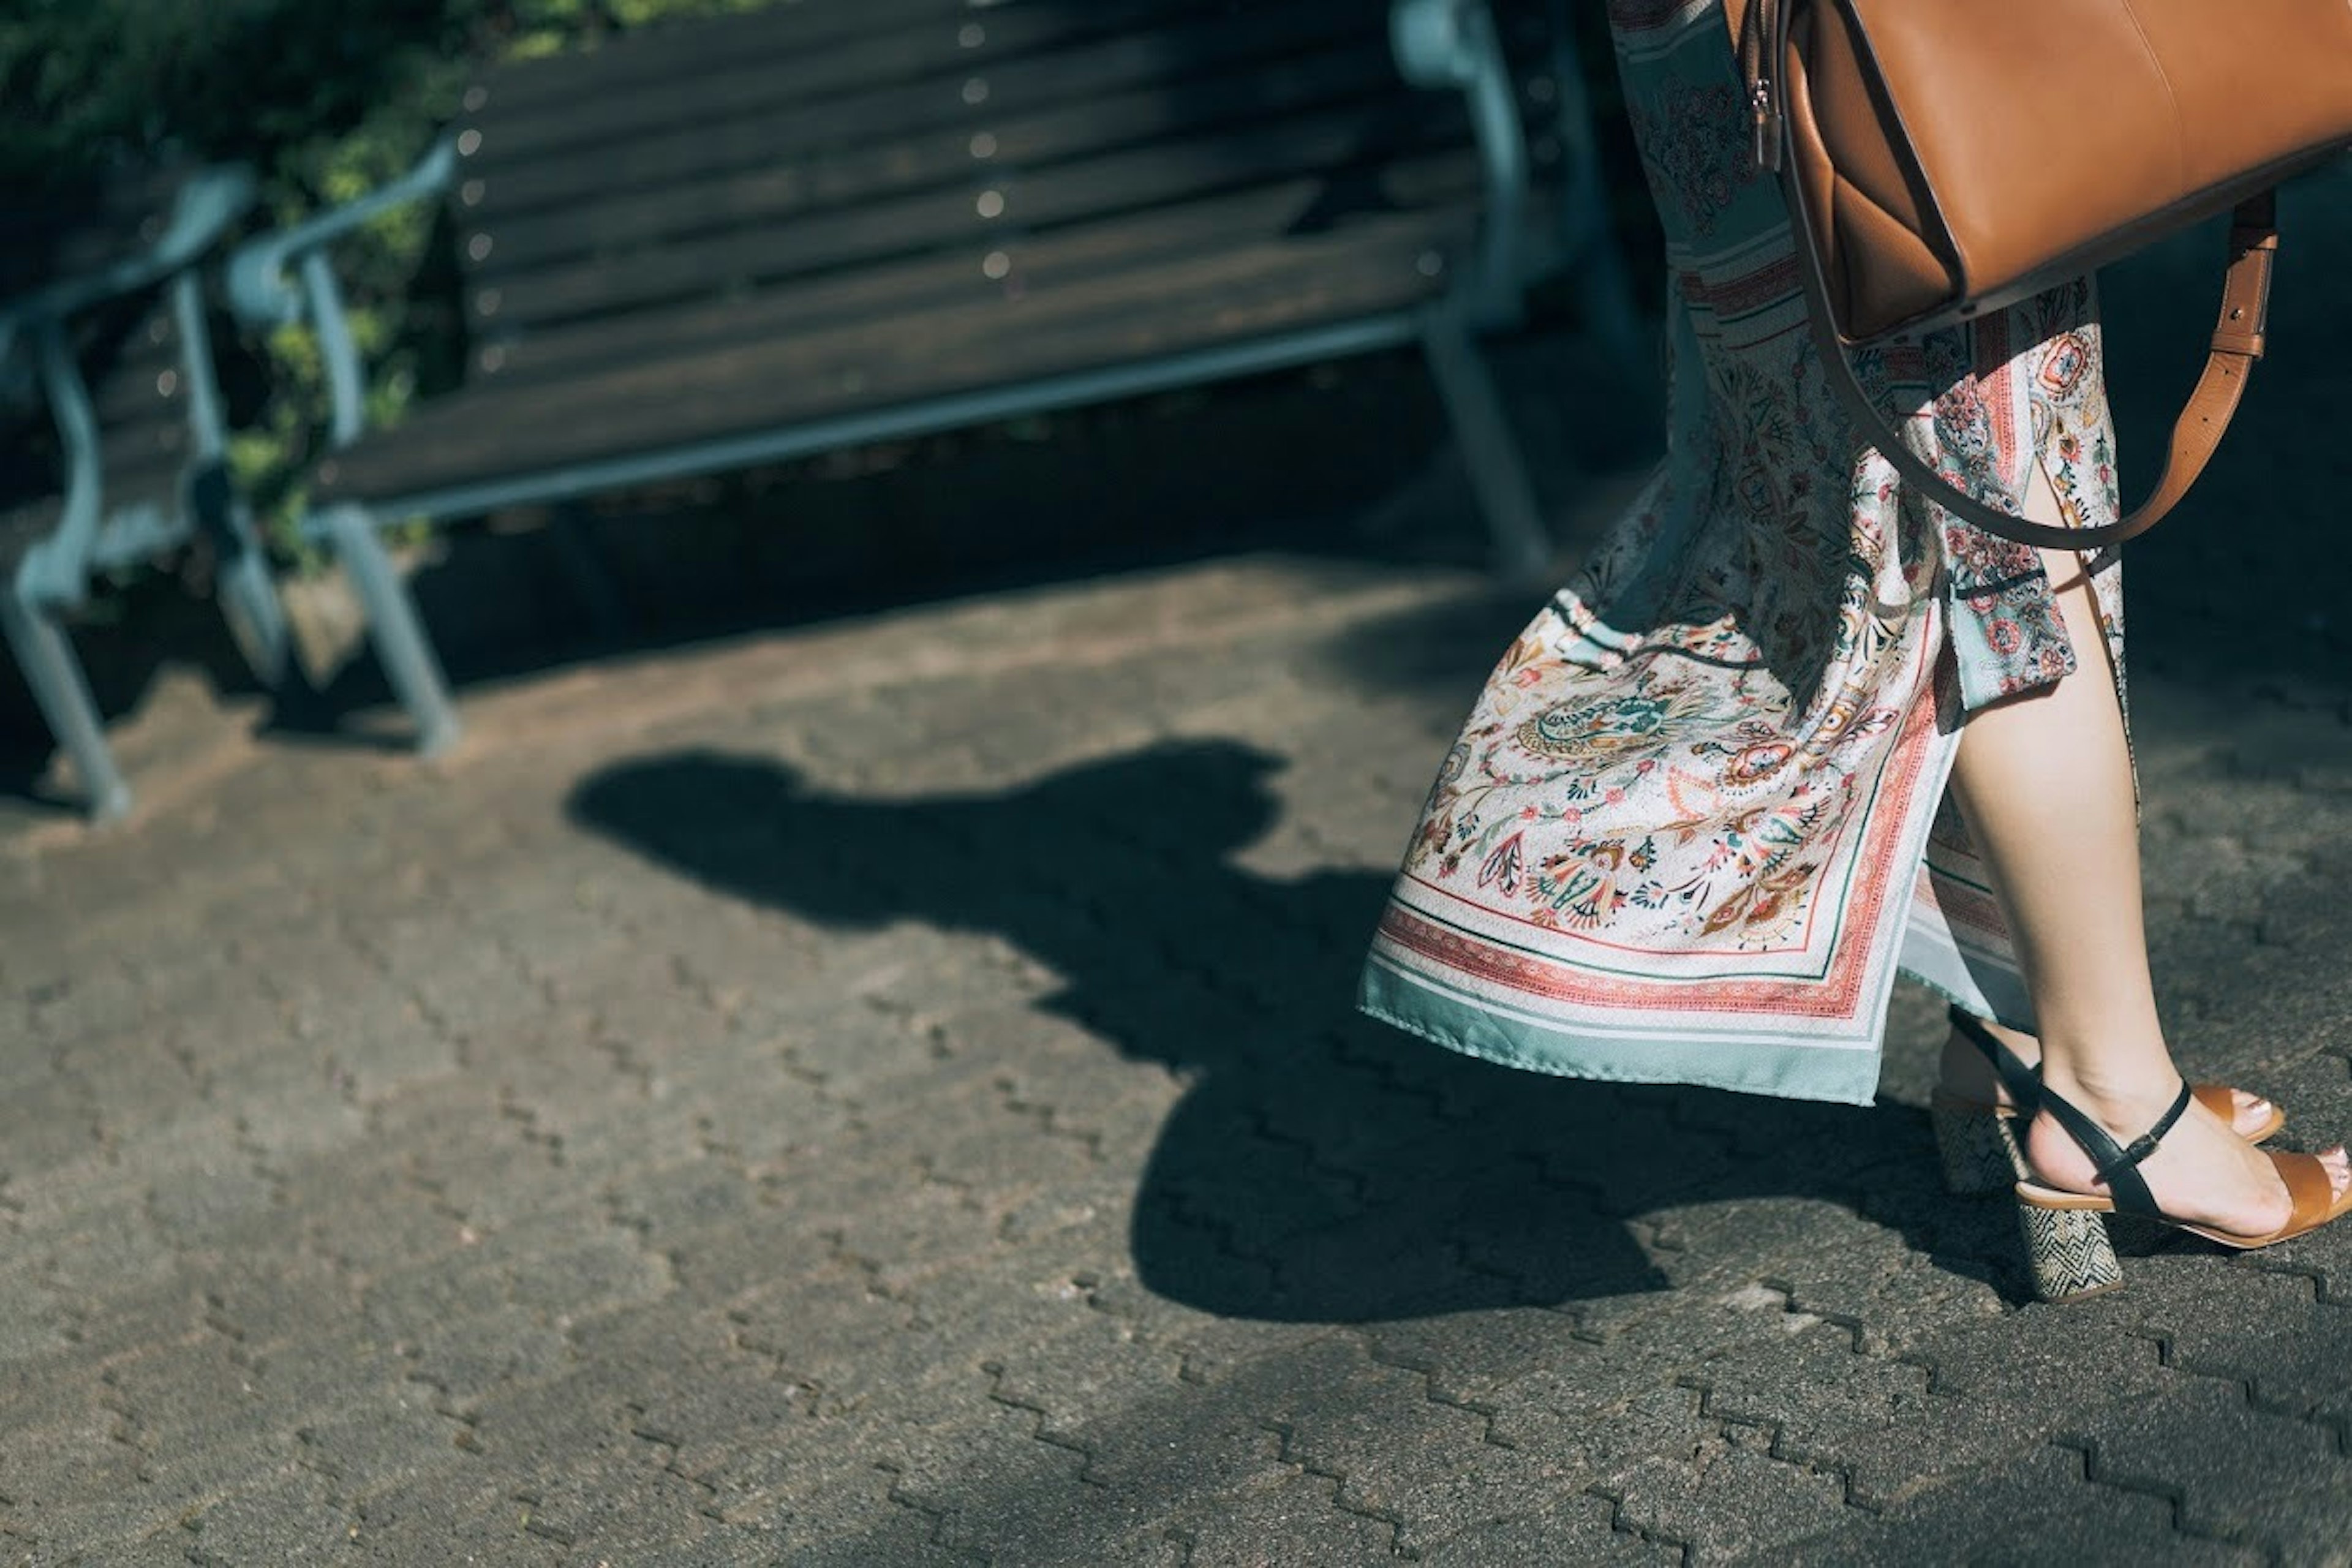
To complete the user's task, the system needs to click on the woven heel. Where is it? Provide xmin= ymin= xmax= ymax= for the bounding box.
xmin=2018 ymin=1201 xmax=2122 ymax=1303
xmin=1932 ymin=1103 xmax=2022 ymax=1196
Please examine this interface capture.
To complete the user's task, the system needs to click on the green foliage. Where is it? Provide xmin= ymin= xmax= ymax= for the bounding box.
xmin=0 ymin=0 xmax=767 ymax=564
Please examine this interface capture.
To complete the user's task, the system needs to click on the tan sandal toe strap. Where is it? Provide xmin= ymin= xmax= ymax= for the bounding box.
xmin=2189 ymin=1083 xmax=2240 ymax=1123
xmin=2271 ymin=1150 xmax=2340 ymax=1229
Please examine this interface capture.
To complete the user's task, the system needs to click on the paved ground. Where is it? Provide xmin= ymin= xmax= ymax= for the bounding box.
xmin=4 ymin=176 xmax=2350 ymax=1567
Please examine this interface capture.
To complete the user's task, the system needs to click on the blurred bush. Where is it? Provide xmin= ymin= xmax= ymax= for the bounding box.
xmin=0 ymin=0 xmax=766 ymax=564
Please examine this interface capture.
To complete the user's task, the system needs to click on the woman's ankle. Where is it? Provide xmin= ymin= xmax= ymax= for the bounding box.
xmin=2038 ymin=1067 xmax=2179 ymax=1118
xmin=2034 ymin=1035 xmax=2179 ymax=1120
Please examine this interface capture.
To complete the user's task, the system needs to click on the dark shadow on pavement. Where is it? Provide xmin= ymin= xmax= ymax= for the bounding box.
xmin=568 ymin=739 xmax=2021 ymax=1327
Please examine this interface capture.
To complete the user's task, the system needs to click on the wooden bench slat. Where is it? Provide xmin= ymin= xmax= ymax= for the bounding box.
xmin=0 ymin=167 xmax=195 ymax=303
xmin=473 ymin=101 xmax=1466 ymax=330
xmin=88 ymin=453 xmax=187 ymax=514
xmin=469 ymin=0 xmax=1380 ymax=173
xmin=0 ymin=453 xmax=186 ymax=562
xmin=470 ymin=47 xmax=1411 ymax=277
xmin=477 ymin=153 xmax=1482 ymax=391
xmin=4 ymin=429 xmax=190 ymax=513
xmin=0 ymin=499 xmax=67 ymax=568
xmin=468 ymin=29 xmax=1401 ymax=257
xmin=89 ymin=363 xmax=188 ymax=434
xmin=17 ymin=299 xmax=191 ymax=464
xmin=325 ymin=215 xmax=1457 ymax=507
xmin=91 ymin=420 xmax=192 ymax=475
xmin=478 ymin=0 xmax=1057 ymax=113
xmin=473 ymin=0 xmax=1354 ymax=136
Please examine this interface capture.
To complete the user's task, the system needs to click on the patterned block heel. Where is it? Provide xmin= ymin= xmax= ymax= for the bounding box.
xmin=2015 ymin=1079 xmax=2352 ymax=1305
xmin=2018 ymin=1199 xmax=2124 ymax=1303
xmin=1938 ymin=1008 xmax=2285 ymax=1198
xmin=1933 ymin=1011 xmax=2040 ymax=1196
xmin=1932 ymin=1101 xmax=2025 ymax=1196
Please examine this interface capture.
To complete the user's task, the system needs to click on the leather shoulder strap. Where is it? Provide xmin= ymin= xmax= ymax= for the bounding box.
xmin=1790 ymin=178 xmax=2278 ymax=552
xmin=1724 ymin=2 xmax=2277 ymax=549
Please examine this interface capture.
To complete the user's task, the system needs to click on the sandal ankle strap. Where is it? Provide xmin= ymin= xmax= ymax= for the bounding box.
xmin=2035 ymin=1079 xmax=2196 ymax=1216
xmin=1948 ymin=1007 xmax=2042 ymax=1111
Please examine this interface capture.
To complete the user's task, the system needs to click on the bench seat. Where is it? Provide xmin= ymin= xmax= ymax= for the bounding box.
xmin=320 ymin=164 xmax=1489 ymax=508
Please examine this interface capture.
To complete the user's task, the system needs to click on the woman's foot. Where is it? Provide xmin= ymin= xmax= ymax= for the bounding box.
xmin=2021 ymin=1067 xmax=2351 ymax=1242
xmin=1940 ymin=1014 xmax=2278 ymax=1139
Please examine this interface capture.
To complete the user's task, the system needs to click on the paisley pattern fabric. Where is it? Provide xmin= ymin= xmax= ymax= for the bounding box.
xmin=1359 ymin=0 xmax=2127 ymax=1106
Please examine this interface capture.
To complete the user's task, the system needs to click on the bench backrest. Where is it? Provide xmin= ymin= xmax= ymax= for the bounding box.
xmin=443 ymin=0 xmax=1557 ymax=380
xmin=0 ymin=169 xmax=221 ymax=533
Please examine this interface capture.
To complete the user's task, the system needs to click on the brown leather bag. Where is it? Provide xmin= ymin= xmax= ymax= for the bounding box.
xmin=1723 ymin=0 xmax=2352 ymax=548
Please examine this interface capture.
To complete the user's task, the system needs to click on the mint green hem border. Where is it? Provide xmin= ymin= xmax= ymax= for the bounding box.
xmin=1894 ymin=916 xmax=2037 ymax=1038
xmin=1359 ymin=961 xmax=1883 ymax=1108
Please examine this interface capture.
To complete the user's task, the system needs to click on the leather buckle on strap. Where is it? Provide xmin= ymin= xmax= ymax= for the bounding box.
xmin=2214 ymin=217 xmax=2281 ymax=359
xmin=2089 ymin=1080 xmax=2197 ymax=1193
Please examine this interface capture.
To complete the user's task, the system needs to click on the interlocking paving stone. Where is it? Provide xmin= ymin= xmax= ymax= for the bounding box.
xmin=1156 ymin=1467 xmax=1404 ymax=1566
xmin=1757 ymin=1439 xmax=2266 ymax=1566
xmin=1602 ymin=1438 xmax=1860 ymax=1564
xmin=0 ymin=1076 xmax=100 ymax=1182
xmin=341 ymin=1472 xmax=564 ymax=1567
xmin=2149 ymin=1266 xmax=2352 ymax=1420
xmin=26 ymin=1253 xmax=198 ymax=1370
xmin=1681 ymin=1321 xmax=2020 ymax=1512
xmin=1419 ymin=1491 xmax=1681 ymax=1566
xmin=0 ymin=1402 xmax=155 ymax=1542
xmin=1265 ymin=1348 xmax=1591 ymax=1558
xmin=2070 ymin=1377 xmax=2351 ymax=1559
xmin=0 ymin=1272 xmax=70 ymax=1368
xmin=497 ymin=1446 xmax=729 ymax=1560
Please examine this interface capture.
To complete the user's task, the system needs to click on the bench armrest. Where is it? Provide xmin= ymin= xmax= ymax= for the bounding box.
xmin=1389 ymin=0 xmax=1495 ymax=86
xmin=0 ymin=165 xmax=256 ymax=341
xmin=226 ymin=137 xmax=457 ymax=450
xmin=225 ymin=137 xmax=458 ymax=330
xmin=1389 ymin=0 xmax=1529 ymax=325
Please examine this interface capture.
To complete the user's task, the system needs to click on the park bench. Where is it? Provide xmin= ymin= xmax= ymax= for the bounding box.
xmin=0 ymin=164 xmax=290 ymax=820
xmin=230 ymin=0 xmax=1642 ymax=760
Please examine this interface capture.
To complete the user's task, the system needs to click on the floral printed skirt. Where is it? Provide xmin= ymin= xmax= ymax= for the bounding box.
xmin=1356 ymin=0 xmax=2127 ymax=1106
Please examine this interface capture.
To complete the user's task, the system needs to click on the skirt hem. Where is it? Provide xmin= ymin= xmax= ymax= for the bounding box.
xmin=1357 ymin=960 xmax=1883 ymax=1108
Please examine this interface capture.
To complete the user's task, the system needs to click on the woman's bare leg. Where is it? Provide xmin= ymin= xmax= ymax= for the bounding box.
xmin=1944 ymin=467 xmax=2345 ymax=1232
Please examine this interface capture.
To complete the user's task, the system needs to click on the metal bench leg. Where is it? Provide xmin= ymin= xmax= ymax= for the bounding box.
xmin=1420 ymin=306 xmax=1556 ymax=584
xmin=219 ymin=538 xmax=293 ymax=688
xmin=190 ymin=463 xmax=294 ymax=688
xmin=0 ymin=586 xmax=130 ymax=822
xmin=322 ymin=504 xmax=459 ymax=756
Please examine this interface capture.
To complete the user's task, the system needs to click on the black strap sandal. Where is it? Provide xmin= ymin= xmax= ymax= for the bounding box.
xmin=2015 ymin=1078 xmax=2352 ymax=1303
xmin=1945 ymin=1008 xmax=2043 ymax=1113
xmin=1932 ymin=1007 xmax=2284 ymax=1199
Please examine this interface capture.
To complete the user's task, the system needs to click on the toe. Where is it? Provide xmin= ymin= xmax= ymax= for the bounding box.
xmin=2220 ymin=1088 xmax=2277 ymax=1140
